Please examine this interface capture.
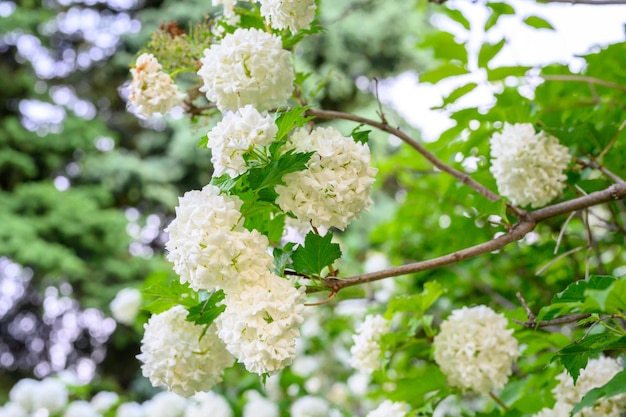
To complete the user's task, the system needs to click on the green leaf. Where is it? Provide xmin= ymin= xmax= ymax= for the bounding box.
xmin=197 ymin=134 xmax=208 ymax=149
xmin=551 ymin=333 xmax=626 ymax=383
xmin=478 ymin=39 xmax=506 ymax=68
xmin=274 ymin=107 xmax=313 ymax=141
xmin=442 ymin=8 xmax=471 ymax=31
xmin=247 ymin=150 xmax=313 ymax=191
xmin=572 ymin=370 xmax=626 ymax=415
xmin=584 ymin=277 xmax=626 ymax=313
xmin=186 ymin=290 xmax=226 ymax=326
xmin=142 ymin=274 xmax=197 ymax=314
xmin=419 ymin=31 xmax=467 ymax=63
xmin=350 ymin=125 xmax=371 ymax=144
xmin=487 ymin=65 xmax=531 ymax=81
xmin=385 ymin=281 xmax=444 ymax=319
xmin=523 ymin=15 xmax=554 ymax=30
xmin=273 ymin=242 xmax=296 ymax=275
xmin=291 ymin=231 xmax=342 ymax=276
xmin=210 ymin=174 xmax=244 ymax=193
xmin=484 ymin=2 xmax=515 ymax=31
xmin=437 ymin=83 xmax=478 ymax=108
xmin=420 ymin=63 xmax=468 ymax=84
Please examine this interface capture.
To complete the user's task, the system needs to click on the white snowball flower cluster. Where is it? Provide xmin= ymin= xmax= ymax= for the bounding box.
xmin=276 ymin=127 xmax=377 ymax=230
xmin=128 ymin=53 xmax=185 ymax=117
xmin=142 ymin=391 xmax=188 ymax=417
xmin=207 ymin=105 xmax=278 ymax=178
xmin=197 ymin=28 xmax=294 ymax=112
xmin=217 ymin=273 xmax=306 ymax=375
xmin=137 ymin=305 xmax=234 ymax=396
xmin=165 ymin=184 xmax=274 ymax=294
xmin=259 ymin=0 xmax=316 ymax=33
xmin=366 ymin=400 xmax=409 ymax=417
xmin=9 ymin=377 xmax=68 ymax=414
xmin=433 ymin=305 xmax=519 ymax=394
xmin=91 ymin=391 xmax=119 ymax=413
xmin=109 ymin=287 xmax=142 ymax=325
xmin=290 ymin=396 xmax=331 ymax=417
xmin=534 ymin=356 xmax=626 ymax=417
xmin=349 ymin=314 xmax=389 ymax=374
xmin=489 ymin=123 xmax=570 ymax=208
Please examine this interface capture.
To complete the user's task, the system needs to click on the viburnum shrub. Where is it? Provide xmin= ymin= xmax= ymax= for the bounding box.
xmin=121 ymin=1 xmax=626 ymax=416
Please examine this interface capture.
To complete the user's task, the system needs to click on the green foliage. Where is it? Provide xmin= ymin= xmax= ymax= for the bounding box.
xmin=186 ymin=290 xmax=226 ymax=326
xmin=142 ymin=272 xmax=197 ymax=314
xmin=291 ymin=232 xmax=342 ymax=277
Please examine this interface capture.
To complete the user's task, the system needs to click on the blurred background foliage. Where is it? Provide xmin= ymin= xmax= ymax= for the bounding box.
xmin=1 ymin=0 xmax=625 ymax=414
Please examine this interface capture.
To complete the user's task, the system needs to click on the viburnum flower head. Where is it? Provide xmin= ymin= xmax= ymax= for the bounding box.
xmin=109 ymin=287 xmax=142 ymax=325
xmin=207 ymin=105 xmax=278 ymax=178
xmin=366 ymin=400 xmax=409 ymax=417
xmin=433 ymin=305 xmax=519 ymax=394
xmin=197 ymin=28 xmax=295 ymax=112
xmin=547 ymin=356 xmax=626 ymax=417
xmin=165 ymin=185 xmax=274 ymax=294
xmin=259 ymin=0 xmax=317 ymax=33
xmin=128 ymin=53 xmax=184 ymax=117
xmin=137 ymin=305 xmax=234 ymax=397
xmin=349 ymin=314 xmax=389 ymax=374
xmin=290 ymin=396 xmax=330 ymax=417
xmin=275 ymin=127 xmax=377 ymax=231
xmin=217 ymin=273 xmax=306 ymax=375
xmin=9 ymin=377 xmax=68 ymax=413
xmin=489 ymin=123 xmax=570 ymax=208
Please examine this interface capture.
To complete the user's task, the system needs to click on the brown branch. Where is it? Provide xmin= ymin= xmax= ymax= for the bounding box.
xmin=305 ymin=108 xmax=526 ymax=217
xmin=541 ymin=75 xmax=626 ymax=93
xmin=513 ymin=313 xmax=592 ymax=328
xmin=318 ymin=183 xmax=626 ymax=293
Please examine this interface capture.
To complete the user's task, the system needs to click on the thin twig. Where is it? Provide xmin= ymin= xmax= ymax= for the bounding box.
xmin=513 ymin=313 xmax=592 ymax=328
xmin=541 ymin=75 xmax=626 ymax=92
xmin=304 ymin=290 xmax=337 ymax=306
xmin=554 ymin=211 xmax=577 ymax=255
xmin=516 ymin=292 xmax=536 ymax=324
xmin=489 ymin=392 xmax=509 ymax=411
xmin=536 ymin=245 xmax=586 ymax=276
xmin=598 ymin=119 xmax=626 ymax=161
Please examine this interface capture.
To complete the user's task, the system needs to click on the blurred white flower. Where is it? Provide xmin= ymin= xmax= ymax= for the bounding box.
xmin=366 ymin=400 xmax=409 ymax=417
xmin=290 ymin=396 xmax=330 ymax=417
xmin=142 ymin=392 xmax=187 ymax=417
xmin=115 ymin=401 xmax=144 ymax=417
xmin=489 ymin=123 xmax=570 ymax=208
xmin=349 ymin=314 xmax=389 ymax=374
xmin=259 ymin=0 xmax=316 ymax=33
xmin=212 ymin=0 xmax=237 ymax=18
xmin=185 ymin=392 xmax=232 ymax=417
xmin=138 ymin=306 xmax=234 ymax=396
xmin=242 ymin=391 xmax=278 ymax=417
xmin=64 ymin=400 xmax=102 ymax=417
xmin=110 ymin=288 xmax=142 ymax=325
xmin=128 ymin=53 xmax=184 ymax=118
xmin=207 ymin=105 xmax=278 ymax=178
xmin=91 ymin=391 xmax=119 ymax=412
xmin=433 ymin=305 xmax=519 ymax=394
xmin=276 ymin=127 xmax=377 ymax=230
xmin=198 ymin=28 xmax=294 ymax=112
xmin=0 ymin=403 xmax=28 ymax=417
xmin=217 ymin=274 xmax=306 ymax=375
xmin=9 ymin=378 xmax=68 ymax=413
xmin=549 ymin=356 xmax=626 ymax=417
